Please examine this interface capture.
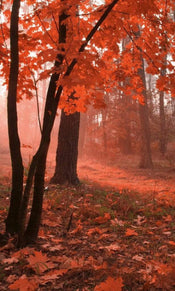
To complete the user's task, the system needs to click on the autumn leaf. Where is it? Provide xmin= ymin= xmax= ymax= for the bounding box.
xmin=9 ymin=275 xmax=39 ymax=291
xmin=125 ymin=228 xmax=138 ymax=237
xmin=99 ymin=243 xmax=120 ymax=252
xmin=94 ymin=213 xmax=111 ymax=224
xmin=42 ymin=218 xmax=61 ymax=227
xmin=111 ymin=218 xmax=125 ymax=226
xmin=12 ymin=247 xmax=35 ymax=259
xmin=87 ymin=227 xmax=102 ymax=236
xmin=71 ymin=220 xmax=83 ymax=234
xmin=132 ymin=255 xmax=144 ymax=262
xmin=94 ymin=276 xmax=124 ymax=291
xmin=168 ymin=241 xmax=175 ymax=246
xmin=2 ymin=257 xmax=19 ymax=264
xmin=39 ymin=269 xmax=67 ymax=284
xmin=27 ymin=251 xmax=54 ymax=274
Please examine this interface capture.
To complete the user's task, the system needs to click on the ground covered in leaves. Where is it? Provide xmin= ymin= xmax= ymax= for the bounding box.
xmin=0 ymin=177 xmax=175 ymax=290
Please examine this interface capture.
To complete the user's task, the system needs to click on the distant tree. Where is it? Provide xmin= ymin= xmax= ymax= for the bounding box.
xmin=136 ymin=29 xmax=153 ymax=168
xmin=159 ymin=54 xmax=167 ymax=155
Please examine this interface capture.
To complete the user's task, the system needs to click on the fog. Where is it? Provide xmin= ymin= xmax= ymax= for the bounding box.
xmin=0 ymin=91 xmax=60 ymax=177
xmin=1 ymin=83 xmax=175 ymax=180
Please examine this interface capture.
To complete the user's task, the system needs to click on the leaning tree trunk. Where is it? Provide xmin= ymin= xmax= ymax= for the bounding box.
xmin=23 ymin=144 xmax=49 ymax=244
xmin=50 ymin=110 xmax=80 ymax=185
xmin=6 ymin=0 xmax=24 ymax=234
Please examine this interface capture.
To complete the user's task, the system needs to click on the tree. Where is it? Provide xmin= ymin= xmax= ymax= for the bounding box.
xmin=50 ymin=7 xmax=80 ymax=185
xmin=4 ymin=0 xmax=120 ymax=246
xmin=6 ymin=0 xmax=24 ymax=234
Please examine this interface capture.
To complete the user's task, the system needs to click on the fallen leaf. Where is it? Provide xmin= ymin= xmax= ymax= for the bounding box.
xmin=95 ymin=213 xmax=111 ymax=224
xmin=42 ymin=219 xmax=61 ymax=227
xmin=99 ymin=243 xmax=120 ymax=251
xmin=125 ymin=228 xmax=138 ymax=237
xmin=134 ymin=215 xmax=146 ymax=225
xmin=9 ymin=275 xmax=38 ymax=291
xmin=163 ymin=215 xmax=172 ymax=222
xmin=94 ymin=276 xmax=124 ymax=291
xmin=12 ymin=247 xmax=35 ymax=259
xmin=3 ymin=257 xmax=19 ymax=264
xmin=39 ymin=269 xmax=67 ymax=284
xmin=27 ymin=251 xmax=54 ymax=274
xmin=71 ymin=224 xmax=83 ymax=234
xmin=87 ymin=227 xmax=102 ymax=236
xmin=132 ymin=255 xmax=144 ymax=262
xmin=49 ymin=245 xmax=64 ymax=252
xmin=6 ymin=275 xmax=17 ymax=284
xmin=111 ymin=218 xmax=124 ymax=226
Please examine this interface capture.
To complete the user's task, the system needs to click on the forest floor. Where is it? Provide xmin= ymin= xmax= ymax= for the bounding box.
xmin=0 ymin=156 xmax=175 ymax=290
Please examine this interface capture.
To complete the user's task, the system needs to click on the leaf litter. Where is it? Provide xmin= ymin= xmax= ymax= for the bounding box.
xmin=0 ymin=171 xmax=175 ymax=290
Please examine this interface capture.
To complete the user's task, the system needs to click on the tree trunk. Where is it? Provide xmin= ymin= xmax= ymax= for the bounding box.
xmin=159 ymin=90 xmax=166 ymax=155
xmin=139 ymin=102 xmax=153 ymax=168
xmin=159 ymin=55 xmax=167 ymax=155
xmin=138 ymin=58 xmax=153 ymax=168
xmin=50 ymin=110 xmax=80 ymax=185
xmin=17 ymin=9 xmax=67 ymax=245
xmin=118 ymin=95 xmax=133 ymax=155
xmin=23 ymin=145 xmax=48 ymax=244
xmin=6 ymin=0 xmax=24 ymax=234
xmin=78 ymin=113 xmax=87 ymax=158
xmin=134 ymin=29 xmax=153 ymax=168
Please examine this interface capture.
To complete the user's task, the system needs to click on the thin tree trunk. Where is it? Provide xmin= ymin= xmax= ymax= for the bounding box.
xmin=23 ymin=146 xmax=48 ymax=244
xmin=6 ymin=0 xmax=24 ymax=234
xmin=159 ymin=90 xmax=166 ymax=155
xmin=159 ymin=56 xmax=167 ymax=155
xmin=134 ymin=29 xmax=153 ymax=168
xmin=138 ymin=57 xmax=153 ymax=168
xmin=17 ymin=10 xmax=67 ymax=245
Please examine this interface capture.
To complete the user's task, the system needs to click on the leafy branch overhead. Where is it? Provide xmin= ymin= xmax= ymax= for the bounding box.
xmin=1 ymin=0 xmax=174 ymax=108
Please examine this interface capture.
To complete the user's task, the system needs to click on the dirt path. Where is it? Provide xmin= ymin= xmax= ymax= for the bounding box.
xmin=78 ymin=159 xmax=175 ymax=204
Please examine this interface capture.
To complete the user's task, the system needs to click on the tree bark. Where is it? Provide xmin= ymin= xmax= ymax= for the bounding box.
xmin=23 ymin=145 xmax=48 ymax=244
xmin=50 ymin=110 xmax=80 ymax=185
xmin=6 ymin=0 xmax=24 ymax=234
xmin=159 ymin=55 xmax=167 ymax=155
xmin=118 ymin=95 xmax=133 ymax=155
xmin=159 ymin=90 xmax=166 ymax=155
xmin=138 ymin=57 xmax=153 ymax=168
xmin=17 ymin=10 xmax=67 ymax=245
xmin=78 ymin=113 xmax=87 ymax=158
xmin=134 ymin=29 xmax=153 ymax=168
